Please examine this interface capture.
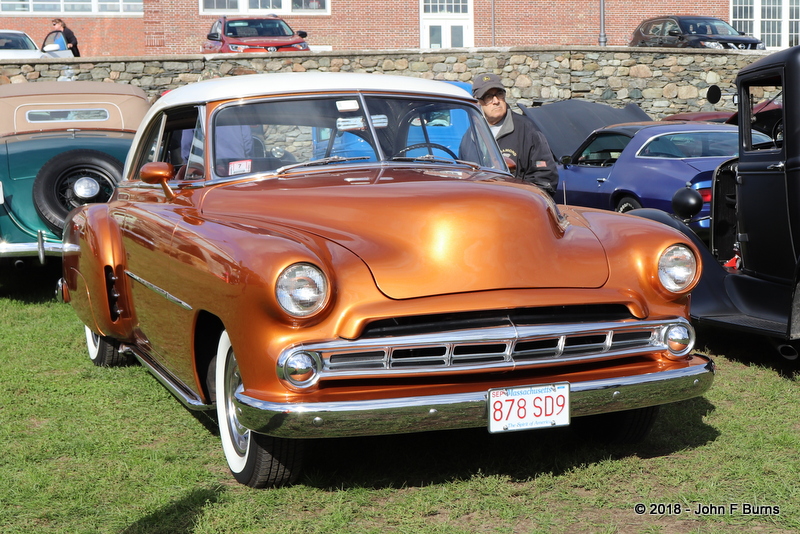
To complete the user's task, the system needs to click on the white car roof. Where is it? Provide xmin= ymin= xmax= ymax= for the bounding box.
xmin=151 ymin=72 xmax=474 ymax=115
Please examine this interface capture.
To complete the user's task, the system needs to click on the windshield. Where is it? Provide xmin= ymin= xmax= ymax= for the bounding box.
xmin=225 ymin=19 xmax=293 ymax=37
xmin=678 ymin=18 xmax=741 ymax=36
xmin=0 ymin=32 xmax=37 ymax=51
xmin=209 ymin=95 xmax=507 ymax=177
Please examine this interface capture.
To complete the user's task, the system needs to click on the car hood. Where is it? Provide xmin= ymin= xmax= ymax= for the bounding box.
xmin=694 ymin=34 xmax=761 ymax=46
xmin=201 ymin=168 xmax=610 ymax=299
xmin=519 ymin=100 xmax=651 ymax=160
xmin=0 ymin=50 xmax=44 ymax=59
xmin=232 ymin=36 xmax=304 ymax=46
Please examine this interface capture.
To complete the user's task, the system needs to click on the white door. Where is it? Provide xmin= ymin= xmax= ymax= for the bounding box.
xmin=420 ymin=0 xmax=473 ymax=48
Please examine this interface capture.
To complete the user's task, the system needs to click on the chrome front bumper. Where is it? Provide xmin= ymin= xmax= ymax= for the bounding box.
xmin=0 ymin=231 xmax=62 ymax=264
xmin=235 ymin=355 xmax=715 ymax=439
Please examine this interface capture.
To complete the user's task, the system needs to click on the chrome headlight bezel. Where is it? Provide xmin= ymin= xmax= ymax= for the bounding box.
xmin=276 ymin=262 xmax=330 ymax=318
xmin=657 ymin=244 xmax=698 ymax=294
xmin=662 ymin=321 xmax=695 ymax=360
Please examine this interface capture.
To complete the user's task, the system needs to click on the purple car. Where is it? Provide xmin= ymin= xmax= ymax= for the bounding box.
xmin=520 ymin=100 xmax=770 ymax=240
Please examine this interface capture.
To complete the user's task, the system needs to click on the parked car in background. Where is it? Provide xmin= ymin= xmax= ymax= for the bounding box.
xmin=636 ymin=45 xmax=800 ymax=359
xmin=0 ymin=81 xmax=150 ymax=268
xmin=58 ymin=72 xmax=714 ymax=488
xmin=662 ymin=110 xmax=734 ymax=123
xmin=201 ymin=16 xmax=309 ymax=53
xmin=629 ymin=16 xmax=765 ymax=50
xmin=0 ymin=29 xmax=73 ymax=59
xmin=520 ymin=99 xmax=770 ymax=240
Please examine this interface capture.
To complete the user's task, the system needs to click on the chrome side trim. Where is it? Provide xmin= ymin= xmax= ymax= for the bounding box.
xmin=235 ymin=356 xmax=715 ymax=438
xmin=125 ymin=270 xmax=192 ymax=311
xmin=121 ymin=343 xmax=211 ymax=410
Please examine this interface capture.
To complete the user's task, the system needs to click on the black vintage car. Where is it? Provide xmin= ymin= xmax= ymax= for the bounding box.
xmin=634 ymin=46 xmax=800 ymax=358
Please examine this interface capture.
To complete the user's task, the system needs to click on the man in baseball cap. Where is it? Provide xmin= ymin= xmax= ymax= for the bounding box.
xmin=472 ymin=73 xmax=558 ymax=196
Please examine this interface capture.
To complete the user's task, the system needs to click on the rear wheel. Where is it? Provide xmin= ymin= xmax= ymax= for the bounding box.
xmin=85 ymin=326 xmax=131 ymax=367
xmin=615 ymin=196 xmax=642 ymax=213
xmin=214 ymin=330 xmax=304 ymax=487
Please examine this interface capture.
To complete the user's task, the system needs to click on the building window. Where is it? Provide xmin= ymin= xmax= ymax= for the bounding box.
xmin=732 ymin=0 xmax=800 ymax=48
xmin=249 ymin=0 xmax=281 ymax=8
xmin=0 ymin=0 xmax=141 ymax=12
xmin=424 ymin=0 xmax=468 ymax=14
xmin=202 ymin=0 xmax=326 ymax=13
xmin=733 ymin=0 xmax=755 ymax=34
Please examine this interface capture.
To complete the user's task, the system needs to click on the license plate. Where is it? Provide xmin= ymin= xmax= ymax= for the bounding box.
xmin=488 ymin=383 xmax=570 ymax=433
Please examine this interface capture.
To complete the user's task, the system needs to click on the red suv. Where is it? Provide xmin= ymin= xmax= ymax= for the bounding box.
xmin=202 ymin=16 xmax=309 ymax=53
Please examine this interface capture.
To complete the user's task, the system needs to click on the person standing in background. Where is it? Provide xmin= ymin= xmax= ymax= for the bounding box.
xmin=472 ymin=73 xmax=558 ymax=196
xmin=50 ymin=18 xmax=80 ymax=57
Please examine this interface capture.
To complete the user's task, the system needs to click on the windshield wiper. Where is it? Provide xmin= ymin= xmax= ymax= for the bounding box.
xmin=276 ymin=156 xmax=371 ymax=175
xmin=391 ymin=154 xmax=480 ymax=169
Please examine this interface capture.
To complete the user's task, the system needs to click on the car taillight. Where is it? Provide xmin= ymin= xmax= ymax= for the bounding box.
xmin=698 ymin=188 xmax=711 ymax=203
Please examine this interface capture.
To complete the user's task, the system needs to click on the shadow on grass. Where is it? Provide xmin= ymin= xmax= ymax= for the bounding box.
xmin=120 ymin=487 xmax=225 ymax=534
xmin=301 ymin=395 xmax=718 ymax=490
xmin=695 ymin=324 xmax=800 ymax=379
xmin=0 ymin=258 xmax=62 ymax=303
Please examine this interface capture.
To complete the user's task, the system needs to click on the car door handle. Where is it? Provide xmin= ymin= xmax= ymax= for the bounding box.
xmin=767 ymin=162 xmax=785 ymax=171
xmin=596 ymin=177 xmax=607 ymax=183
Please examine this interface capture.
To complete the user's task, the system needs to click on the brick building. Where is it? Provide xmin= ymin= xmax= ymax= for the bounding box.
xmin=0 ymin=1 xmax=792 ymax=57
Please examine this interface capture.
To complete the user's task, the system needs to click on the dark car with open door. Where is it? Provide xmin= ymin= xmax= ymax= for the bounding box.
xmin=633 ymin=46 xmax=800 ymax=359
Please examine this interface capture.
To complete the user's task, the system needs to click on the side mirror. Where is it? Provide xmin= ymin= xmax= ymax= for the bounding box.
xmin=207 ymin=32 xmax=221 ymax=41
xmin=668 ymin=29 xmax=680 ymax=36
xmin=503 ymin=156 xmax=517 ymax=173
xmin=560 ymin=155 xmax=572 ymax=166
xmin=140 ymin=162 xmax=176 ymax=200
xmin=42 ymin=43 xmax=61 ymax=52
xmin=706 ymin=85 xmax=722 ymax=104
xmin=672 ymin=184 xmax=703 ymax=220
xmin=297 ymin=31 xmax=308 ymax=38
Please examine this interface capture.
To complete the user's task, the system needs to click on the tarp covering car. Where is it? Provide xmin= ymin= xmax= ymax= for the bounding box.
xmin=518 ymin=100 xmax=652 ymax=160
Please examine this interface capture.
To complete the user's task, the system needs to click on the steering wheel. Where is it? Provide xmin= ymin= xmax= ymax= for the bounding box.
xmin=395 ymin=142 xmax=458 ymax=159
xmin=772 ymin=118 xmax=784 ymax=144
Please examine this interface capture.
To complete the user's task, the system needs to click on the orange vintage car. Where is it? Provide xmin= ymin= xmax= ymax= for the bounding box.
xmin=58 ymin=72 xmax=714 ymax=488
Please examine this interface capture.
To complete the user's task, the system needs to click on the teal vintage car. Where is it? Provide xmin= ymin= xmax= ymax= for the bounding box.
xmin=0 ymin=81 xmax=150 ymax=267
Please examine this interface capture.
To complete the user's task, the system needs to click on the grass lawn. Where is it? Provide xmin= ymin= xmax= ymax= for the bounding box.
xmin=1 ymin=262 xmax=798 ymax=534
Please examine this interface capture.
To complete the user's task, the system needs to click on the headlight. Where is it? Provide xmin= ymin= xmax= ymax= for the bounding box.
xmin=699 ymin=41 xmax=724 ymax=49
xmin=757 ymin=42 xmax=766 ymax=50
xmin=658 ymin=244 xmax=697 ymax=293
xmin=276 ymin=263 xmax=329 ymax=317
xmin=292 ymin=42 xmax=309 ymax=50
xmin=228 ymin=44 xmax=248 ymax=52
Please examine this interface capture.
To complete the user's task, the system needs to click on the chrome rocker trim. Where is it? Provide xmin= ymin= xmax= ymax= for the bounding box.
xmin=235 ymin=356 xmax=715 ymax=439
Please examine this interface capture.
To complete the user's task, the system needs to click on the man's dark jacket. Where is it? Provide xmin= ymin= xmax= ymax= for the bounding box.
xmin=495 ymin=109 xmax=559 ymax=194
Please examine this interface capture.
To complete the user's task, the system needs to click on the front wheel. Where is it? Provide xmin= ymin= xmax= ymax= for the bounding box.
xmin=615 ymin=196 xmax=642 ymax=213
xmin=581 ymin=406 xmax=660 ymax=444
xmin=214 ymin=330 xmax=304 ymax=487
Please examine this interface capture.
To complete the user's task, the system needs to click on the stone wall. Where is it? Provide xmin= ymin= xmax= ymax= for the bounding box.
xmin=0 ymin=46 xmax=770 ymax=119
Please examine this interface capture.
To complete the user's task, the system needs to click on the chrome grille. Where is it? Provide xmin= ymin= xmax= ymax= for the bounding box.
xmin=281 ymin=318 xmax=685 ymax=382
